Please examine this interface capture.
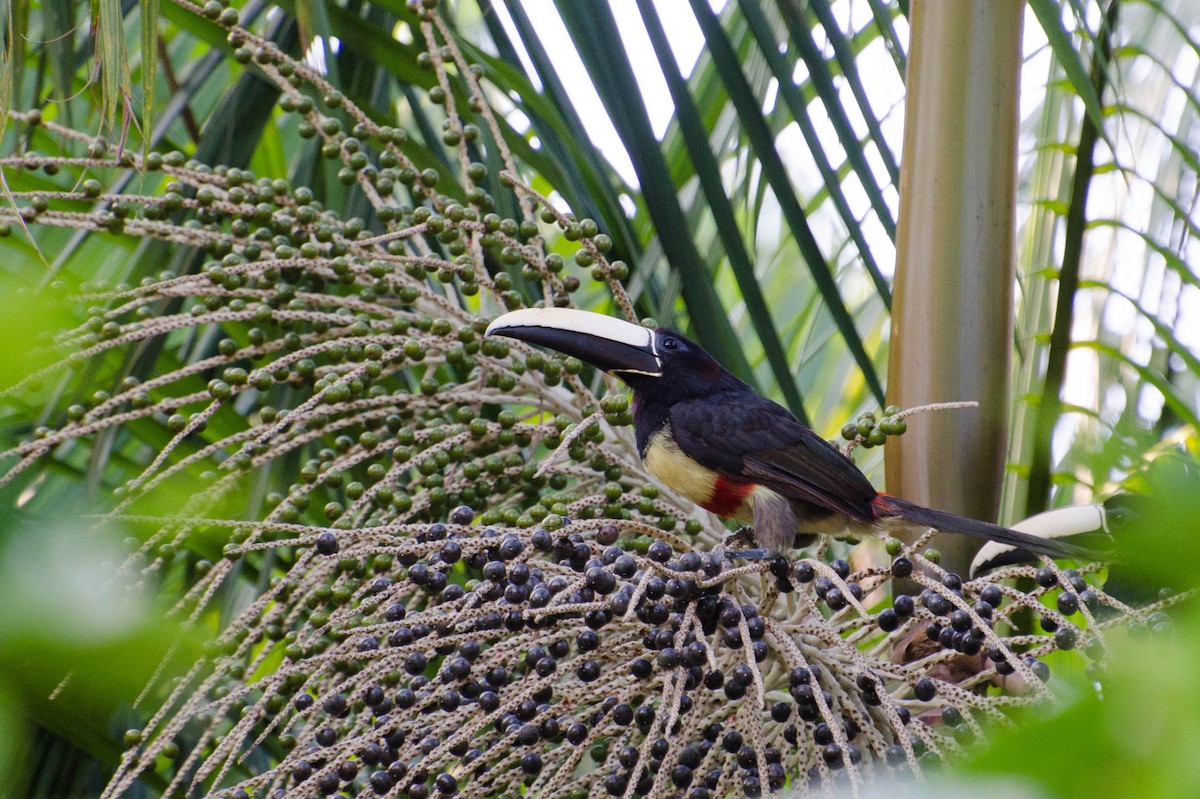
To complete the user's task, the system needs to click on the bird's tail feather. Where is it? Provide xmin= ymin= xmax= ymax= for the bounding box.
xmin=872 ymin=495 xmax=1108 ymax=562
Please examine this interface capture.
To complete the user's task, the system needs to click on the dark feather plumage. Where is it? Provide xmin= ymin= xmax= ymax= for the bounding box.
xmin=670 ymin=392 xmax=876 ymax=523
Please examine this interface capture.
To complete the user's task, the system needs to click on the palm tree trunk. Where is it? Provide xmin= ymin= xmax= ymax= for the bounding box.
xmin=886 ymin=0 xmax=1025 ymax=575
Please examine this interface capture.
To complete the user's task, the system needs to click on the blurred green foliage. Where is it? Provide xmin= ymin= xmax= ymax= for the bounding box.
xmin=0 ymin=504 xmax=205 ymax=794
xmin=965 ymin=449 xmax=1200 ymax=797
xmin=967 ymin=608 xmax=1200 ymax=798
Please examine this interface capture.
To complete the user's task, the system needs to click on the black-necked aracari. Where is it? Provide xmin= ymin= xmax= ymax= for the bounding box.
xmin=486 ymin=308 xmax=1103 ymax=562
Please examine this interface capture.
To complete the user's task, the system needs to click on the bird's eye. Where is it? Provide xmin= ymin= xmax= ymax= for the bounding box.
xmin=661 ymin=337 xmax=679 ymax=351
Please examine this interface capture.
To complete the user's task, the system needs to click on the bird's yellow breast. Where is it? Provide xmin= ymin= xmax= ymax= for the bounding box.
xmin=640 ymin=427 xmax=756 ymax=523
xmin=642 ymin=427 xmax=720 ymax=508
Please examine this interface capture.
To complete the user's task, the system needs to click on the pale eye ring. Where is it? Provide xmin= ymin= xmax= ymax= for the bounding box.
xmin=661 ymin=337 xmax=679 ymax=351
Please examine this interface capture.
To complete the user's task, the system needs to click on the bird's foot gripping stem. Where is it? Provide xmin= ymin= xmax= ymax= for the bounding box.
xmin=723 ymin=548 xmax=774 ymax=562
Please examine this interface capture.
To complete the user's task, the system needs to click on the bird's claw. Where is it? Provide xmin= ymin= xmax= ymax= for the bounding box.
xmin=726 ymin=525 xmax=757 ymax=548
xmin=720 ymin=526 xmax=774 ymax=561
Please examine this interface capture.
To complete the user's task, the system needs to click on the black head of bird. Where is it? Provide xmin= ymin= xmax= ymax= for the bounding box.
xmin=486 ymin=307 xmax=1105 ymax=562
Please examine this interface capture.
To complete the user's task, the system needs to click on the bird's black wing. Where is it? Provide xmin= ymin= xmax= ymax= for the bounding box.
xmin=669 ymin=392 xmax=877 ymax=522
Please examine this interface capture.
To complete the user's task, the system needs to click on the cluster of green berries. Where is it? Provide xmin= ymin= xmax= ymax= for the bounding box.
xmin=840 ymin=406 xmax=907 ymax=448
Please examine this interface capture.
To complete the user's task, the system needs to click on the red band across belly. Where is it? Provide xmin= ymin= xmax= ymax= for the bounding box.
xmin=700 ymin=475 xmax=756 ymax=518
